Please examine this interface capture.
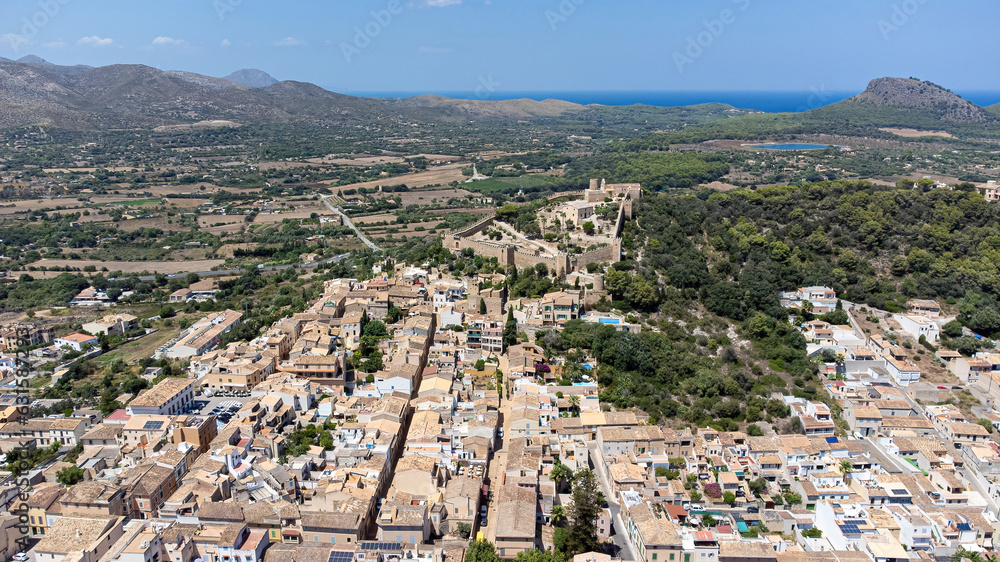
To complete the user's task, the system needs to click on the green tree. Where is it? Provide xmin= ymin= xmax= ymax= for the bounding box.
xmin=748 ymin=478 xmax=767 ymax=497
xmin=363 ymin=320 xmax=388 ymax=337
xmin=840 ymin=460 xmax=853 ymax=474
xmin=689 ymin=491 xmax=703 ymax=502
xmin=746 ymin=424 xmax=763 ymax=436
xmin=456 ymin=522 xmax=472 ymax=539
xmin=386 ymin=306 xmax=403 ymax=324
xmin=723 ymin=491 xmax=736 ymax=505
xmin=56 ymin=465 xmax=85 ymax=487
xmin=978 ymin=418 xmax=994 ymax=434
xmin=550 ymin=462 xmax=575 ymax=491
xmin=951 ymin=549 xmax=984 ymax=562
xmin=783 ymin=492 xmax=802 ymax=505
xmin=466 ymin=540 xmax=499 ymax=562
xmin=479 ymin=298 xmax=488 ymax=314
xmin=503 ymin=308 xmax=518 ymax=350
xmin=515 ymin=551 xmax=567 ymax=562
xmin=563 ymin=470 xmax=603 ymax=556
xmin=550 ymin=505 xmax=568 ymax=527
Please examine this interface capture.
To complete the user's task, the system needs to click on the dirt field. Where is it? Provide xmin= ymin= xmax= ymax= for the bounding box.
xmin=0 ymin=199 xmax=89 ymax=215
xmin=329 ymin=164 xmax=467 ymax=194
xmin=307 ymin=155 xmax=407 ymax=166
xmin=428 ymin=207 xmax=494 ymax=216
xmin=217 ymin=244 xmax=256 ymax=258
xmin=398 ymin=188 xmax=474 ymax=205
xmin=252 ymin=209 xmax=322 ymax=225
xmin=351 ymin=213 xmax=396 ymax=225
xmin=880 ymin=128 xmax=955 ymax=139
xmin=26 ymin=258 xmax=226 ymax=274
xmin=198 ymin=216 xmax=244 ymax=228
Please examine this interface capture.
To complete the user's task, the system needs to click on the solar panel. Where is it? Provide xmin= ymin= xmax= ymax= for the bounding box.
xmin=143 ymin=420 xmax=164 ymax=430
xmin=891 ymin=489 xmax=908 ymax=495
xmin=360 ymin=542 xmax=401 ymax=551
xmin=838 ymin=524 xmax=861 ymax=534
xmin=957 ymin=522 xmax=972 ymax=531
xmin=329 ymin=551 xmax=355 ymax=562
xmin=825 ymin=436 xmax=839 ymax=443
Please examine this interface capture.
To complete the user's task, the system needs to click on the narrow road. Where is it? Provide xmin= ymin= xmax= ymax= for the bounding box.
xmin=321 ymin=195 xmax=382 ymax=252
xmin=588 ymin=442 xmax=638 ymax=561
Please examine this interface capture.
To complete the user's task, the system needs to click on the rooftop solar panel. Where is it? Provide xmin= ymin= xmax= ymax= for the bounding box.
xmin=142 ymin=420 xmax=164 ymax=430
xmin=328 ymin=551 xmax=355 ymax=562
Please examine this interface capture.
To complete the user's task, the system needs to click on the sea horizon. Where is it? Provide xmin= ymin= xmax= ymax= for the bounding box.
xmin=341 ymin=89 xmax=1000 ymax=114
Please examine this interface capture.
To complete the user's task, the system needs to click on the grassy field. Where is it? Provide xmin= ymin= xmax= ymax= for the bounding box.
xmin=96 ymin=323 xmax=182 ymax=366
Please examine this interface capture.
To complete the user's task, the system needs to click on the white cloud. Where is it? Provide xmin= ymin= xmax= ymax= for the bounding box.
xmin=275 ymin=37 xmax=304 ymax=47
xmin=43 ymin=41 xmax=67 ymax=48
xmin=221 ymin=39 xmax=232 ymax=48
xmin=77 ymin=36 xmax=114 ymax=47
xmin=152 ymin=36 xmax=186 ymax=47
xmin=423 ymin=0 xmax=462 ymax=6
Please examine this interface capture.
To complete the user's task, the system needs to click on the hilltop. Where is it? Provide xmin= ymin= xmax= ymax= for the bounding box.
xmin=224 ymin=68 xmax=279 ymax=88
xmin=844 ymin=77 xmax=996 ymax=123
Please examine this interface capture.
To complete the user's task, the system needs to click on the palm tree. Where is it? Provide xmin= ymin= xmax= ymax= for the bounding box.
xmin=550 ymin=505 xmax=568 ymax=527
xmin=568 ymin=395 xmax=580 ymax=416
xmin=951 ymin=549 xmax=984 ymax=562
xmin=839 ymin=460 xmax=853 ymax=474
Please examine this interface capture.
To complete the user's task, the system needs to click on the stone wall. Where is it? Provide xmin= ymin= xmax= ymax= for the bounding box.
xmin=570 ymin=240 xmax=622 ymax=271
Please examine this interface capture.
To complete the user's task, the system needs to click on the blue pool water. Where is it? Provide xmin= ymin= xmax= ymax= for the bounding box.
xmin=747 ymin=143 xmax=835 ymax=150
xmin=599 ymin=318 xmax=621 ymax=324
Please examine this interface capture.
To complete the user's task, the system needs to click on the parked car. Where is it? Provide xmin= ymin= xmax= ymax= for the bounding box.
xmin=13 ymin=552 xmax=28 ymax=561
xmin=746 ymin=505 xmax=759 ymax=513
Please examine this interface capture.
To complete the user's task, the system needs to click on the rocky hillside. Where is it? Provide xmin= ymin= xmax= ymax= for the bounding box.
xmin=223 ymin=69 xmax=279 ymax=88
xmin=849 ymin=77 xmax=996 ymax=123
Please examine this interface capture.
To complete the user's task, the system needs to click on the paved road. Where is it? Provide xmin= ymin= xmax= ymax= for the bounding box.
xmin=110 ymin=253 xmax=351 ymax=282
xmin=321 ymin=195 xmax=382 ymax=252
xmin=588 ymin=442 xmax=638 ymax=561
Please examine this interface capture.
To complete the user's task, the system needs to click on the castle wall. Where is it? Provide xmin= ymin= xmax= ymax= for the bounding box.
xmin=570 ymin=240 xmax=622 ymax=272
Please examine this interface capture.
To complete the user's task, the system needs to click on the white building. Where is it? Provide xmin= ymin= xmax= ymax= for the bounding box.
xmin=54 ymin=333 xmax=99 ymax=352
xmin=893 ymin=314 xmax=941 ymax=343
xmin=126 ymin=377 xmax=195 ymax=416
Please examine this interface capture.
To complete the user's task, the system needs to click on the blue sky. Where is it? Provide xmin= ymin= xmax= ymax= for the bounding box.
xmin=1 ymin=0 xmax=997 ymax=95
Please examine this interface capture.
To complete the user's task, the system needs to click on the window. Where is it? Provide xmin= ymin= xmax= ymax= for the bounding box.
xmin=652 ymin=555 xmax=657 ymax=561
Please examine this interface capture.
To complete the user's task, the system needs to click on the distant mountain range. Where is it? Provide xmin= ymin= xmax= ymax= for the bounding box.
xmin=0 ymin=56 xmax=595 ymax=130
xmin=0 ymin=57 xmax=996 ymax=138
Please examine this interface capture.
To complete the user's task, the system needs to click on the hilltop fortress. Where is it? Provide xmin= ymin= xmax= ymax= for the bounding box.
xmin=444 ymin=179 xmax=641 ymax=276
